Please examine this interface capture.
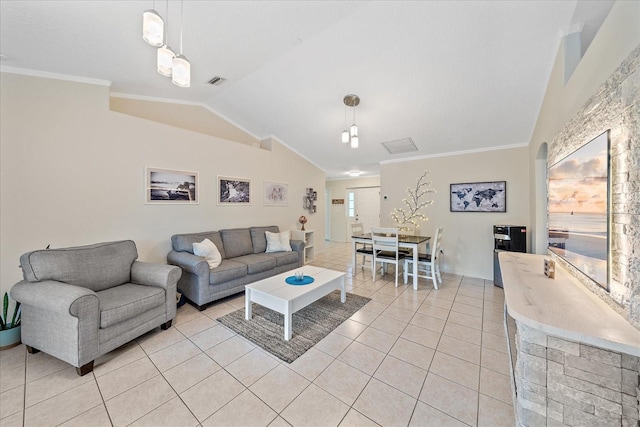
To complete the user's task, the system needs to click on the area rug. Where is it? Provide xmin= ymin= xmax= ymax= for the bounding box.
xmin=217 ymin=290 xmax=371 ymax=363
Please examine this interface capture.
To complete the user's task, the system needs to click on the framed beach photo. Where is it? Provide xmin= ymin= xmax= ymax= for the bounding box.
xmin=218 ymin=176 xmax=251 ymax=205
xmin=450 ymin=181 xmax=506 ymax=212
xmin=146 ymin=167 xmax=198 ymax=204
xmin=264 ymin=181 xmax=288 ymax=206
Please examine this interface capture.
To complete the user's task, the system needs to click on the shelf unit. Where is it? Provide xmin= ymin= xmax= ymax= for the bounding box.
xmin=292 ymin=229 xmax=314 ymax=264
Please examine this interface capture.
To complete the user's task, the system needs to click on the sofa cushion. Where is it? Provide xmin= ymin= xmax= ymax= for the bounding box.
xmin=220 ymin=228 xmax=254 ymax=258
xmin=193 ymin=239 xmax=222 ymax=269
xmin=97 ymin=283 xmax=165 ymax=328
xmin=209 ymin=259 xmax=247 ymax=285
xmin=249 ymin=226 xmax=280 ymax=254
xmin=172 ymin=232 xmax=226 ymax=259
xmin=233 ymin=254 xmax=277 ymax=275
xmin=266 ymin=251 xmax=299 ymax=267
xmin=20 ymin=240 xmax=138 ymax=292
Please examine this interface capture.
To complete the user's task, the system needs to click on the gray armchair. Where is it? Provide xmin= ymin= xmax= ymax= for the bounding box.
xmin=11 ymin=240 xmax=181 ymax=376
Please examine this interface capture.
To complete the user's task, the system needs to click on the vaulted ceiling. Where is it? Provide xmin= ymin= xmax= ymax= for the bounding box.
xmin=0 ymin=1 xmax=614 ymax=178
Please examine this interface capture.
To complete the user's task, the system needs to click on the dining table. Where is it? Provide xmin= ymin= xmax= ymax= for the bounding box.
xmin=351 ymin=233 xmax=431 ymax=289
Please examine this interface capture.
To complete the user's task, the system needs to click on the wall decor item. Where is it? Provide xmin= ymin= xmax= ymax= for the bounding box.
xmin=332 ymin=199 xmax=344 ymax=205
xmin=218 ymin=176 xmax=251 ymax=205
xmin=450 ymin=181 xmax=506 ymax=212
xmin=548 ymin=130 xmax=609 ymax=289
xmin=146 ymin=167 xmax=198 ymax=204
xmin=263 ymin=182 xmax=288 ymax=206
xmin=303 ymin=188 xmax=317 ymax=213
xmin=391 ymin=170 xmax=435 ymax=230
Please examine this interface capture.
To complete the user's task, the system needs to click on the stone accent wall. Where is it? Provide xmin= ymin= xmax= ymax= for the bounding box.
xmin=514 ymin=323 xmax=640 ymax=427
xmin=548 ymin=46 xmax=640 ymax=329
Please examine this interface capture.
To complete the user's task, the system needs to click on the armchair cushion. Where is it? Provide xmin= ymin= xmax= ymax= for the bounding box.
xmin=98 ymin=284 xmax=165 ymax=328
xmin=20 ymin=241 xmax=137 ymax=292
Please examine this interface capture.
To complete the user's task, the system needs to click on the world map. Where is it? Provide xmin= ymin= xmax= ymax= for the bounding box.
xmin=450 ymin=182 xmax=506 ymax=212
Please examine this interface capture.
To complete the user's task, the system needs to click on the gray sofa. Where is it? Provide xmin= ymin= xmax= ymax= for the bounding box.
xmin=11 ymin=240 xmax=181 ymax=376
xmin=167 ymin=226 xmax=304 ymax=310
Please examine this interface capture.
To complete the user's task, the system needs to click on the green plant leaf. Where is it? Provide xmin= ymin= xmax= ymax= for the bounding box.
xmin=2 ymin=292 xmax=7 ymax=325
xmin=10 ymin=302 xmax=21 ymax=328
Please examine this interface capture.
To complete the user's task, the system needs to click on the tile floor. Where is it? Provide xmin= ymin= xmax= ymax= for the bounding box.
xmin=0 ymin=242 xmax=515 ymax=427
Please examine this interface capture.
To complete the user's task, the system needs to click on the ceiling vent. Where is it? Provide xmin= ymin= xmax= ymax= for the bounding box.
xmin=382 ymin=137 xmax=418 ymax=154
xmin=207 ymin=76 xmax=226 ymax=85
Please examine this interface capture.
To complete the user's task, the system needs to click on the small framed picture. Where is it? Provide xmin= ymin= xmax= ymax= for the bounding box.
xmin=264 ymin=181 xmax=288 ymax=206
xmin=218 ymin=176 xmax=251 ymax=205
xmin=450 ymin=181 xmax=506 ymax=212
xmin=146 ymin=167 xmax=198 ymax=204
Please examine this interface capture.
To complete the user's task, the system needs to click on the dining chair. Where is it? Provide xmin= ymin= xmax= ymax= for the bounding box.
xmin=371 ymin=227 xmax=406 ymax=287
xmin=397 ymin=223 xmax=416 ymax=257
xmin=403 ymin=227 xmax=443 ymax=290
xmin=351 ymin=222 xmax=373 ymax=272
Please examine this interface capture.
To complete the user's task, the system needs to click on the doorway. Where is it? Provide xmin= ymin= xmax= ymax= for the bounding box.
xmin=348 ymin=187 xmax=380 ymax=236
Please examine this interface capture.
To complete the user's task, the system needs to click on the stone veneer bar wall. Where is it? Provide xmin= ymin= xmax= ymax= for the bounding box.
xmin=548 ymin=46 xmax=640 ymax=328
xmin=514 ymin=322 xmax=640 ymax=427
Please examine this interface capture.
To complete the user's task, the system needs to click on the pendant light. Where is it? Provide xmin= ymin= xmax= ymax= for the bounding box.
xmin=157 ymin=0 xmax=175 ymax=77
xmin=172 ymin=0 xmax=191 ymax=87
xmin=142 ymin=2 xmax=164 ymax=47
xmin=341 ymin=104 xmax=349 ymax=144
xmin=342 ymin=94 xmax=360 ymax=148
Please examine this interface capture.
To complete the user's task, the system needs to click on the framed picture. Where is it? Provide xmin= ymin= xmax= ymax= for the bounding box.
xmin=450 ymin=181 xmax=506 ymax=212
xmin=218 ymin=176 xmax=251 ymax=205
xmin=263 ymin=181 xmax=288 ymax=206
xmin=146 ymin=167 xmax=198 ymax=204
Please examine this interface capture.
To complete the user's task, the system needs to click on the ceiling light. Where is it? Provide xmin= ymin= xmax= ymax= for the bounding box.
xmin=172 ymin=0 xmax=190 ymax=87
xmin=348 ymin=171 xmax=362 ymax=177
xmin=157 ymin=44 xmax=175 ymax=76
xmin=142 ymin=8 xmax=164 ymax=47
xmin=342 ymin=94 xmax=360 ymax=149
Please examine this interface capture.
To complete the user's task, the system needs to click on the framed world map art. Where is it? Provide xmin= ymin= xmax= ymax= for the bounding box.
xmin=450 ymin=181 xmax=506 ymax=212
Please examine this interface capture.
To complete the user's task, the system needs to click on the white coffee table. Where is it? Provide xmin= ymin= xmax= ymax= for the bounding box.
xmin=245 ymin=266 xmax=346 ymax=341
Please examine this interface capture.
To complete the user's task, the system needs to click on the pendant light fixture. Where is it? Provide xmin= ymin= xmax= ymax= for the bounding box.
xmin=157 ymin=0 xmax=175 ymax=77
xmin=342 ymin=94 xmax=360 ymax=148
xmin=341 ymin=104 xmax=349 ymax=144
xmin=142 ymin=1 xmax=164 ymax=47
xmin=172 ymin=0 xmax=191 ymax=87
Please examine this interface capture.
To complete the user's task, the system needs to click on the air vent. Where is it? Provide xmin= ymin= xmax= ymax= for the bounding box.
xmin=382 ymin=137 xmax=418 ymax=154
xmin=207 ymin=76 xmax=226 ymax=85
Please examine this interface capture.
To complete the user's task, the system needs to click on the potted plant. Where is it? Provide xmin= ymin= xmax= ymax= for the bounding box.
xmin=0 ymin=292 xmax=21 ymax=350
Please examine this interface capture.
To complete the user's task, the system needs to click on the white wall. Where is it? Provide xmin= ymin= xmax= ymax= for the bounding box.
xmin=381 ymin=146 xmax=530 ymax=279
xmin=325 ymin=176 xmax=381 ymax=242
xmin=0 ymin=73 xmax=326 ymax=296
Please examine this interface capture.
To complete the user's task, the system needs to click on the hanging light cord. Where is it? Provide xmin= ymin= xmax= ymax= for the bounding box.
xmin=179 ymin=0 xmax=184 ymax=54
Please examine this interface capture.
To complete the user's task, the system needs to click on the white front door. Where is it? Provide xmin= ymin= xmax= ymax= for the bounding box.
xmin=350 ymin=187 xmax=380 ymax=234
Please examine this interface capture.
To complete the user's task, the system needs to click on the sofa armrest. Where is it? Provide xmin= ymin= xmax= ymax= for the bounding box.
xmin=167 ymin=250 xmax=209 ymax=276
xmin=290 ymin=240 xmax=305 ymax=267
xmin=131 ymin=261 xmax=182 ymax=289
xmin=11 ymin=280 xmax=98 ymax=316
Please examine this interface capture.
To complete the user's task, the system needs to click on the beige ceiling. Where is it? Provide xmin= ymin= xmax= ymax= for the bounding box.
xmin=0 ymin=1 xmax=614 ymax=178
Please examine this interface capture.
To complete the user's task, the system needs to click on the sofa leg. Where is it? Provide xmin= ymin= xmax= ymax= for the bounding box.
xmin=160 ymin=319 xmax=173 ymax=330
xmin=76 ymin=361 xmax=94 ymax=376
xmin=26 ymin=345 xmax=40 ymax=354
xmin=196 ymin=304 xmax=207 ymax=311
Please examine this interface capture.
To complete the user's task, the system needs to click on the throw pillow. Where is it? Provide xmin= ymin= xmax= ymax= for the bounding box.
xmin=265 ymin=231 xmax=292 ymax=253
xmin=193 ymin=238 xmax=222 ymax=269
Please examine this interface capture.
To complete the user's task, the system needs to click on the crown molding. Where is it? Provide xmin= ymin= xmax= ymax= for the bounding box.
xmin=0 ymin=66 xmax=112 ymax=86
xmin=380 ymin=142 xmax=529 ymax=165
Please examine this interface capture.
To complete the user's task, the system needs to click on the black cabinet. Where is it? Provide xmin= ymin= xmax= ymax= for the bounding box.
xmin=493 ymin=225 xmax=526 ymax=288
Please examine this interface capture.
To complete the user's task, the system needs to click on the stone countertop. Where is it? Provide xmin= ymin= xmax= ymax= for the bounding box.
xmin=499 ymin=252 xmax=640 ymax=356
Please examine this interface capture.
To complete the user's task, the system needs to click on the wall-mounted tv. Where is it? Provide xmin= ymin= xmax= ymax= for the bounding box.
xmin=548 ymin=131 xmax=610 ymax=289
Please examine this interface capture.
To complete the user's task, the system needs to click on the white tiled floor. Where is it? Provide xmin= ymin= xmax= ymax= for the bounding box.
xmin=0 ymin=242 xmax=515 ymax=427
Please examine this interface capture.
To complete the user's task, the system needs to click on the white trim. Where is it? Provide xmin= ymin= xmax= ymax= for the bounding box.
xmin=110 ymin=91 xmax=264 ymax=141
xmin=0 ymin=66 xmax=112 ymax=87
xmin=265 ymin=134 xmax=326 ymax=173
xmin=380 ymin=142 xmax=529 ymax=164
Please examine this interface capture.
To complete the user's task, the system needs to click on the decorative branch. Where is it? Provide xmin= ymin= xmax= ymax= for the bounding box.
xmin=390 ymin=170 xmax=435 ymax=230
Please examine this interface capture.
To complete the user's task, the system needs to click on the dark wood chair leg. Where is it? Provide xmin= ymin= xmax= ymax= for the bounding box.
xmin=160 ymin=319 xmax=173 ymax=330
xmin=26 ymin=345 xmax=40 ymax=354
xmin=76 ymin=361 xmax=94 ymax=376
